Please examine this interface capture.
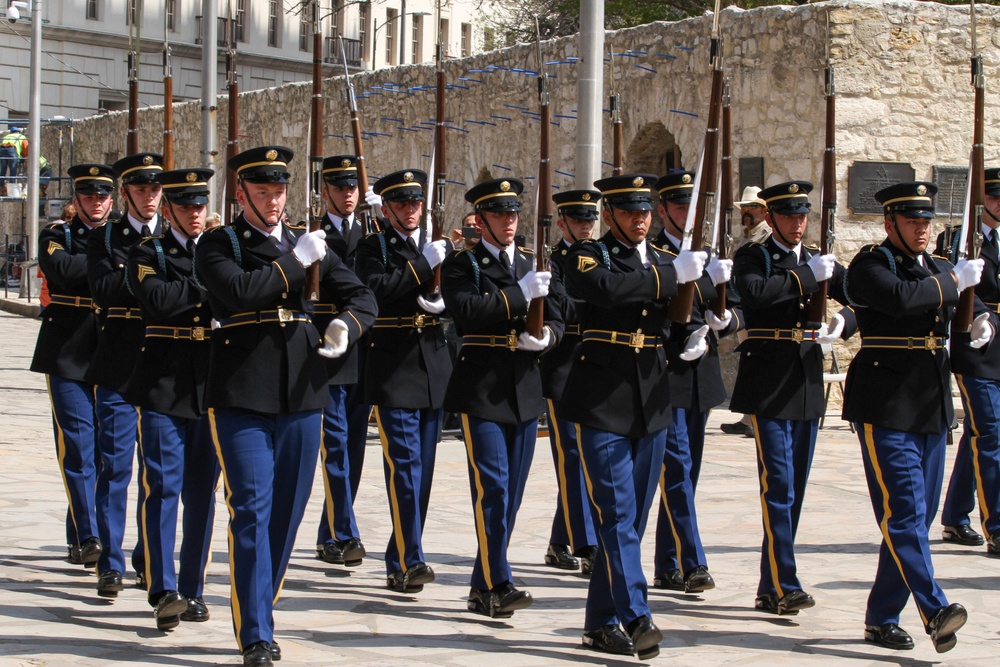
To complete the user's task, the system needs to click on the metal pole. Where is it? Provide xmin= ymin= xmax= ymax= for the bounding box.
xmin=399 ymin=0 xmax=406 ymax=65
xmin=201 ymin=0 xmax=218 ymax=214
xmin=576 ymin=0 xmax=604 ymax=189
xmin=26 ymin=0 xmax=42 ymax=262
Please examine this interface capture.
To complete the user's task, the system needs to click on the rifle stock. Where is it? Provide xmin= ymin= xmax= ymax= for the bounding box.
xmin=126 ymin=0 xmax=140 ymax=156
xmin=162 ymin=17 xmax=173 ymax=170
xmin=224 ymin=1 xmax=239 ymax=226
xmin=306 ymin=0 xmax=323 ymax=302
xmin=609 ymin=49 xmax=623 ymax=176
xmin=426 ymin=42 xmax=447 ymax=296
xmin=710 ymin=78 xmax=733 ymax=317
xmin=527 ymin=22 xmax=551 ymax=338
xmin=806 ymin=28 xmax=836 ymax=328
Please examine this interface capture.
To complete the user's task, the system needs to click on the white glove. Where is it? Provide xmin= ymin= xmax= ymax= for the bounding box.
xmin=318 ymin=319 xmax=349 ymax=358
xmin=970 ymin=311 xmax=993 ymax=349
xmin=517 ymin=328 xmax=551 ymax=352
xmin=292 ymin=229 xmax=327 ymax=267
xmin=673 ymin=250 xmax=708 ymax=285
xmin=421 ymin=239 xmax=448 ymax=268
xmin=706 ymin=257 xmax=733 ymax=285
xmin=416 ymin=294 xmax=446 ymax=314
xmin=210 ymin=318 xmax=220 ymax=330
xmin=807 ymin=253 xmax=836 ymax=282
xmin=518 ymin=270 xmax=551 ymax=301
xmin=954 ymin=258 xmax=985 ymax=293
xmin=679 ymin=325 xmax=710 ymax=361
xmin=815 ymin=312 xmax=845 ymax=345
xmin=705 ymin=308 xmax=732 ymax=332
xmin=365 ymin=187 xmax=382 ymax=209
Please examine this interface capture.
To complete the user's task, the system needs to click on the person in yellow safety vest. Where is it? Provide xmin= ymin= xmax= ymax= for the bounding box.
xmin=1 ymin=126 xmax=29 ymax=195
xmin=39 ymin=155 xmax=52 ymax=197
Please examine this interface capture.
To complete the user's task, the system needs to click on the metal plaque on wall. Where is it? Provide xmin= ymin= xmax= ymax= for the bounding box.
xmin=932 ymin=166 xmax=968 ymax=217
xmin=739 ymin=157 xmax=764 ymax=193
xmin=848 ymin=161 xmax=915 ymax=215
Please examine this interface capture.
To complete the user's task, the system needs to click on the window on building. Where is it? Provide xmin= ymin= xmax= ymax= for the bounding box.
xmin=439 ymin=18 xmax=449 ymax=56
xmin=98 ymin=97 xmax=126 ymax=112
xmin=386 ymin=8 xmax=398 ymax=65
xmin=461 ymin=22 xmax=471 ymax=58
xmin=359 ymin=2 xmax=369 ymax=56
xmin=412 ymin=15 xmax=422 ymax=64
xmin=86 ymin=0 xmax=99 ymax=20
xmin=166 ymin=0 xmax=176 ymax=31
xmin=329 ymin=0 xmax=340 ymax=38
xmin=268 ymin=0 xmax=280 ymax=47
xmin=236 ymin=0 xmax=247 ymax=43
xmin=299 ymin=10 xmax=310 ymax=51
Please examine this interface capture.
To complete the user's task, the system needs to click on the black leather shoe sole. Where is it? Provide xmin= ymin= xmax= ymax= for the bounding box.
xmin=270 ymin=640 xmax=281 ymax=661
xmin=544 ymin=545 xmax=580 ymax=570
xmin=582 ymin=625 xmax=634 ymax=656
xmin=404 ymin=563 xmax=435 ymax=589
xmin=96 ymin=571 xmax=123 ymax=598
xmin=628 ymin=619 xmax=663 ymax=661
xmin=755 ymin=594 xmax=798 ymax=616
xmin=864 ymin=623 xmax=914 ymax=650
xmin=340 ymin=539 xmax=366 ymax=566
xmin=79 ymin=538 xmax=102 ymax=566
xmin=684 ymin=568 xmax=716 ymax=593
xmin=942 ymin=525 xmax=984 ymax=546
xmin=180 ymin=598 xmax=210 ymax=622
xmin=156 ymin=614 xmax=179 ymax=630
xmin=653 ymin=570 xmax=685 ymax=591
xmin=930 ymin=603 xmax=967 ymax=654
xmin=242 ymin=642 xmax=274 ymax=667
xmin=154 ymin=592 xmax=189 ymax=619
xmin=777 ymin=590 xmax=815 ymax=615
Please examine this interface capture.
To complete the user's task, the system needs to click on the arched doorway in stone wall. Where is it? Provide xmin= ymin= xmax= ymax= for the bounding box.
xmin=627 ymin=121 xmax=685 ymax=234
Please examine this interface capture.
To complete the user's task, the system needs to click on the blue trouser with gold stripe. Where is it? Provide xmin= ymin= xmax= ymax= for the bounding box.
xmin=461 ymin=415 xmax=537 ymax=591
xmin=47 ymin=375 xmax=99 ymax=546
xmin=751 ymin=416 xmax=817 ymax=598
xmin=137 ymin=409 xmax=219 ymax=602
xmin=654 ymin=406 xmax=709 ymax=575
xmin=546 ymin=400 xmax=596 ymax=552
xmin=316 ymin=383 xmax=363 ymax=546
xmin=948 ymin=375 xmax=1000 ymax=538
xmin=210 ymin=407 xmax=322 ymax=650
xmin=95 ymin=387 xmax=143 ymax=575
xmin=857 ymin=423 xmax=950 ymax=626
xmin=578 ymin=424 xmax=665 ymax=631
xmin=941 ymin=435 xmax=976 ymax=528
xmin=374 ymin=406 xmax=440 ymax=576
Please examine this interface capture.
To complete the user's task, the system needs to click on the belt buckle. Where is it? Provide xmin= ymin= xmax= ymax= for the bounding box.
xmin=192 ymin=327 xmax=205 ymax=341
xmin=278 ymin=307 xmax=293 ymax=323
xmin=629 ymin=332 xmax=645 ymax=349
xmin=792 ymin=329 xmax=804 ymax=343
xmin=507 ymin=333 xmax=518 ymax=351
xmin=925 ymin=335 xmax=937 ymax=351
xmin=413 ymin=313 xmax=425 ymax=329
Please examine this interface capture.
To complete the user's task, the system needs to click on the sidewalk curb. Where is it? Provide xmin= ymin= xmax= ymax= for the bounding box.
xmin=0 ymin=297 xmax=41 ymax=318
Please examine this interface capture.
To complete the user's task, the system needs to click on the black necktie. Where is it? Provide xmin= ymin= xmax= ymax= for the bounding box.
xmin=341 ymin=219 xmax=351 ymax=244
xmin=141 ymin=225 xmax=151 ymax=238
xmin=271 ymin=236 xmax=285 ymax=253
xmin=186 ymin=239 xmax=195 ymax=255
xmin=406 ymin=237 xmax=419 ymax=255
xmin=499 ymin=250 xmax=511 ymax=275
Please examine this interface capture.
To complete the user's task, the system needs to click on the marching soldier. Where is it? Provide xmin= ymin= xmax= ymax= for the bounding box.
xmin=312 ymin=155 xmax=371 ymax=567
xmin=195 ymin=146 xmax=376 ymax=666
xmin=87 ymin=152 xmax=164 ymax=597
xmin=540 ymin=189 xmax=600 ymax=573
xmin=730 ymin=180 xmax=856 ymax=616
xmin=561 ymin=174 xmax=707 ymax=660
xmin=650 ymin=171 xmax=737 ymax=594
xmin=356 ymin=168 xmax=451 ymax=593
xmin=441 ymin=177 xmax=562 ymax=619
xmin=30 ymin=163 xmax=116 ymax=566
xmin=126 ymin=167 xmax=221 ymax=630
xmin=943 ymin=166 xmax=1000 ymax=556
xmin=844 ymin=181 xmax=986 ymax=652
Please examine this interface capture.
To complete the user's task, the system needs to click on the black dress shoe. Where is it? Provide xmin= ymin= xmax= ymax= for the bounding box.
xmin=942 ymin=524 xmax=984 ymax=546
xmin=777 ymin=589 xmax=815 ymax=615
xmin=466 ymin=587 xmax=495 ymax=616
xmin=928 ymin=603 xmax=967 ymax=654
xmin=180 ymin=596 xmax=210 ymax=622
xmin=720 ymin=421 xmax=749 ymax=435
xmin=544 ymin=544 xmax=580 ymax=570
xmin=270 ymin=640 xmax=281 ymax=661
xmin=582 ymin=624 xmax=634 ymax=656
xmin=242 ymin=641 xmax=274 ymax=667
xmin=653 ymin=569 xmax=685 ymax=591
xmin=987 ymin=531 xmax=1000 ymax=555
xmin=493 ymin=582 xmax=533 ymax=617
xmin=317 ymin=542 xmax=345 ymax=564
xmin=626 ymin=615 xmax=662 ymax=660
xmin=337 ymin=538 xmax=366 ymax=566
xmin=134 ymin=572 xmax=147 ymax=590
xmin=864 ymin=623 xmax=914 ymax=650
xmin=153 ymin=590 xmax=188 ymax=624
xmin=97 ymin=570 xmax=123 ymax=598
xmin=754 ymin=593 xmax=797 ymax=616
xmin=684 ymin=566 xmax=716 ymax=593
xmin=403 ymin=562 xmax=435 ymax=590
xmin=576 ymin=546 xmax=598 ymax=575
xmin=79 ymin=537 xmax=101 ymax=566
xmin=66 ymin=544 xmax=83 ymax=565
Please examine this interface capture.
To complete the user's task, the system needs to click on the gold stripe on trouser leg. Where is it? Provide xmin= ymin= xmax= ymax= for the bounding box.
xmin=751 ymin=414 xmax=784 ymax=598
xmin=375 ymin=406 xmax=409 ymax=574
xmin=136 ymin=408 xmax=155 ymax=598
xmin=318 ymin=420 xmax=341 ymax=541
xmin=575 ymin=423 xmax=613 ymax=583
xmin=861 ymin=422 xmax=927 ymax=625
xmin=208 ymin=408 xmax=245 ymax=650
xmin=955 ymin=375 xmax=994 ymax=532
xmin=547 ymin=399 xmax=575 ymax=549
xmin=46 ymin=375 xmax=80 ymax=541
xmin=658 ymin=463 xmax=685 ymax=574
xmin=461 ymin=413 xmax=494 ymax=589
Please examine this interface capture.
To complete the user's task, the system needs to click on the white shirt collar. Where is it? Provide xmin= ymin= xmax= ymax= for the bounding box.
xmin=481 ymin=238 xmax=515 ymax=265
xmin=170 ymin=227 xmax=197 ymax=248
xmin=636 ymin=239 xmax=650 ymax=267
xmin=127 ymin=211 xmax=157 ymax=236
xmin=771 ymin=236 xmax=801 ymax=261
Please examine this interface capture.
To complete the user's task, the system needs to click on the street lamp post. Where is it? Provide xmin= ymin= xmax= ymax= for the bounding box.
xmin=370 ymin=9 xmax=429 ymax=69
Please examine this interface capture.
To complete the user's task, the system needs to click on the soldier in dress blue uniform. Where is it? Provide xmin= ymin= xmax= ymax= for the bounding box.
xmin=943 ymin=166 xmax=1000 ymax=557
xmin=87 ymin=152 xmax=164 ymax=598
xmin=730 ymin=180 xmax=857 ymax=616
xmin=312 ymin=155 xmax=371 ymax=567
xmin=356 ymin=168 xmax=452 ymax=593
xmin=441 ymin=177 xmax=562 ymax=619
xmin=844 ymin=181 xmax=988 ymax=653
xmin=126 ymin=167 xmax=221 ymax=630
xmin=540 ymin=189 xmax=600 ymax=573
xmin=195 ymin=146 xmax=376 ymax=667
xmin=650 ymin=171 xmax=739 ymax=594
xmin=30 ymin=163 xmax=116 ymax=567
xmin=561 ymin=174 xmax=707 ymax=660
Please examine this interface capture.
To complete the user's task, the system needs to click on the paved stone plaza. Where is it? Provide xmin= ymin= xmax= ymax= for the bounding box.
xmin=0 ymin=303 xmax=996 ymax=665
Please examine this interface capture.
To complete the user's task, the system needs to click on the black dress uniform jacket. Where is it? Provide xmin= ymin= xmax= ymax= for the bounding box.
xmin=540 ymin=240 xmax=581 ymax=402
xmin=315 ymin=212 xmax=363 ymax=386
xmin=85 ymin=214 xmax=162 ymax=393
xmin=355 ymin=226 xmax=453 ymax=409
xmin=125 ymin=232 xmax=213 ymax=420
xmin=843 ymin=240 xmax=981 ymax=434
xmin=950 ymin=231 xmax=1000 ymax=381
xmin=656 ymin=231 xmax=741 ymax=411
xmin=441 ymin=241 xmax=564 ymax=424
xmin=729 ymin=236 xmax=857 ymax=421
xmin=30 ymin=217 xmax=101 ymax=382
xmin=559 ymin=233 xmax=680 ymax=438
xmin=194 ymin=214 xmax=377 ymax=415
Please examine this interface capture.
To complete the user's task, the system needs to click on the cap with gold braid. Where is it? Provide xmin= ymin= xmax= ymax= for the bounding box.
xmin=228 ymin=145 xmax=293 ymax=184
xmin=759 ymin=180 xmax=813 ymax=215
xmin=655 ymin=171 xmax=696 ymax=205
xmin=112 ymin=153 xmax=164 ymax=185
xmin=322 ymin=155 xmax=359 ymax=187
xmin=593 ymin=173 xmax=657 ymax=211
xmin=553 ymin=189 xmax=601 ymax=220
xmin=465 ymin=178 xmax=524 ymax=212
xmin=873 ymin=181 xmax=937 ymax=219
xmin=68 ymin=163 xmax=116 ymax=194
xmin=374 ymin=169 xmax=427 ymax=202
xmin=985 ymin=167 xmax=1000 ymax=197
xmin=156 ymin=168 xmax=215 ymax=206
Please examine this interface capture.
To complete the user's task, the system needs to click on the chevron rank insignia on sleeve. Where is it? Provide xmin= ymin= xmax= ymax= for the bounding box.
xmin=577 ymin=256 xmax=598 ymax=273
xmin=136 ymin=265 xmax=157 ymax=282
xmin=47 ymin=241 xmax=64 ymax=255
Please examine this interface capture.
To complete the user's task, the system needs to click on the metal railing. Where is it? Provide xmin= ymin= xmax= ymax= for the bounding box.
xmin=324 ymin=36 xmax=362 ymax=68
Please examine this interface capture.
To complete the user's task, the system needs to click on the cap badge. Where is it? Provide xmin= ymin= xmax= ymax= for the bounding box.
xmin=142 ymin=156 xmax=154 ymax=166
xmin=500 ymin=181 xmax=511 ymax=192
xmin=582 ymin=193 xmax=591 ymax=201
xmin=633 ymin=177 xmax=644 ymax=188
xmin=403 ymin=172 xmax=414 ymax=182
xmin=186 ymin=172 xmax=197 ymax=182
xmin=341 ymin=158 xmax=352 ymax=168
xmin=917 ymin=184 xmax=927 ymax=196
xmin=789 ymin=184 xmax=799 ymax=194
xmin=266 ymin=149 xmax=278 ymax=161
xmin=682 ymin=174 xmax=692 ymax=184
xmin=89 ymin=167 xmax=99 ymax=176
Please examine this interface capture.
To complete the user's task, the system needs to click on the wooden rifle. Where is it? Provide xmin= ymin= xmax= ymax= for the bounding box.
xmin=162 ymin=6 xmax=174 ymax=170
xmin=126 ymin=0 xmax=141 ymax=155
xmin=224 ymin=0 xmax=240 ymax=226
xmin=306 ymin=0 xmax=323 ymax=301
xmin=666 ymin=0 xmax=724 ymax=323
xmin=527 ymin=19 xmax=551 ymax=338
xmin=425 ymin=41 xmax=448 ymax=297
xmin=609 ymin=48 xmax=623 ymax=176
xmin=708 ymin=78 xmax=733 ymax=317
xmin=339 ymin=36 xmax=375 ymax=234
